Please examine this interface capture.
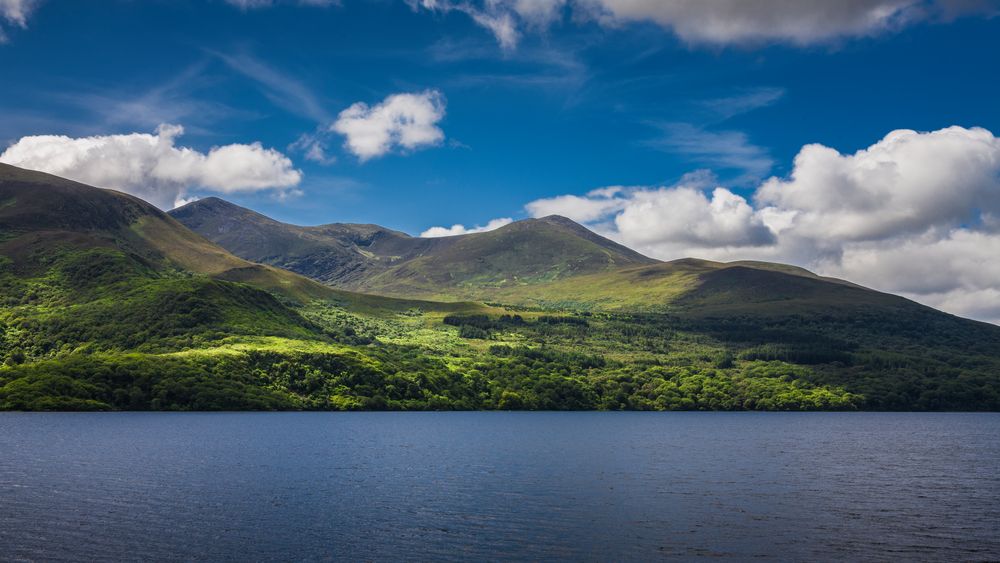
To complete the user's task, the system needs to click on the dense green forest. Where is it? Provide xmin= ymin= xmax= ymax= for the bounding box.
xmin=3 ymin=247 xmax=998 ymax=411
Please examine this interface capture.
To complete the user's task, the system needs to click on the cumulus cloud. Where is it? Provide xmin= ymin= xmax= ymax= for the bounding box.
xmin=523 ymin=126 xmax=1000 ymax=323
xmin=332 ymin=90 xmax=446 ymax=161
xmin=420 ymin=217 xmax=514 ymax=237
xmin=0 ymin=124 xmax=302 ymax=209
xmin=525 ymin=186 xmax=628 ymax=222
xmin=755 ymin=126 xmax=1000 ymax=241
xmin=411 ymin=0 xmax=996 ymax=48
xmin=616 ymin=186 xmax=774 ymax=247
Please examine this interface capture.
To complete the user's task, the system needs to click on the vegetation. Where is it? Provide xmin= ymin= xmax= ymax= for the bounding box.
xmin=3 ymin=162 xmax=1000 ymax=412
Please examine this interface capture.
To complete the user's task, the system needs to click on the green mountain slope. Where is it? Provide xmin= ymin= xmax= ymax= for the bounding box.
xmin=4 ymin=164 xmax=1000 ymax=412
xmin=0 ymin=164 xmax=491 ymax=409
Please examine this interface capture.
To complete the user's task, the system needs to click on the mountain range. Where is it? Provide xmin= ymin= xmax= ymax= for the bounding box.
xmin=170 ymin=197 xmax=903 ymax=313
xmin=2 ymin=162 xmax=999 ymax=411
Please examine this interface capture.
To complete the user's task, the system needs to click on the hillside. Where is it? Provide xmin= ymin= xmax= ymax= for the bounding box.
xmin=3 ymin=164 xmax=1000 ymax=412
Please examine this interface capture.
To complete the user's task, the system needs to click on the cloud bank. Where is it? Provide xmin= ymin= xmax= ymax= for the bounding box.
xmin=412 ymin=0 xmax=997 ymax=49
xmin=0 ymin=124 xmax=302 ymax=208
xmin=524 ymin=126 xmax=1000 ymax=324
xmin=332 ymin=90 xmax=446 ymax=161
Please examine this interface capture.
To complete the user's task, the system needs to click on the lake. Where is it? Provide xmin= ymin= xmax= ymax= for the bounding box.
xmin=1 ymin=412 xmax=998 ymax=561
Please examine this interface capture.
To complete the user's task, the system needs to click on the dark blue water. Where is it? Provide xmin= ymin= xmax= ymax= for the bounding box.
xmin=1 ymin=413 xmax=998 ymax=561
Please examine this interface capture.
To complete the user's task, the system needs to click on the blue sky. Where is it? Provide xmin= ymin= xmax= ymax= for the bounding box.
xmin=3 ymin=0 xmax=1000 ymax=321
xmin=0 ymin=1 xmax=996 ymax=229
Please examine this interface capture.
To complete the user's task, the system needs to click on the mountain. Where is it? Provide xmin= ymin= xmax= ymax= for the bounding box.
xmin=170 ymin=197 xmax=908 ymax=313
xmin=0 ymin=164 xmax=488 ymax=409
xmin=169 ymin=197 xmax=655 ymax=297
xmin=4 ymin=164 xmax=1000 ymax=412
xmin=0 ymin=165 xmax=480 ymax=314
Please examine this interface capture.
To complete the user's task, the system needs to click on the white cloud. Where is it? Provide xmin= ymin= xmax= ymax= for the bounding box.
xmin=523 ymin=125 xmax=1000 ymax=324
xmin=755 ymin=126 xmax=1000 ymax=242
xmin=616 ymin=186 xmax=774 ymax=247
xmin=409 ymin=0 xmax=551 ymax=49
xmin=525 ymin=186 xmax=628 ymax=222
xmin=825 ymin=230 xmax=1000 ymax=323
xmin=0 ymin=0 xmax=34 ymax=25
xmin=468 ymin=8 xmax=520 ymax=50
xmin=421 ymin=217 xmax=514 ymax=237
xmin=412 ymin=0 xmax=996 ymax=49
xmin=576 ymin=0 xmax=921 ymax=45
xmin=0 ymin=124 xmax=302 ymax=209
xmin=289 ymin=132 xmax=336 ymax=165
xmin=0 ymin=0 xmax=38 ymax=42
xmin=332 ymin=90 xmax=446 ymax=161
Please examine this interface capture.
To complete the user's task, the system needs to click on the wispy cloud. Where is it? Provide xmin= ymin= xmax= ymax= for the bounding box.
xmin=49 ymin=62 xmax=254 ymax=133
xmin=645 ymin=123 xmax=773 ymax=181
xmin=225 ymin=0 xmax=341 ymax=10
xmin=701 ymin=87 xmax=786 ymax=121
xmin=212 ymin=50 xmax=332 ymax=123
xmin=289 ymin=131 xmax=337 ymax=165
xmin=427 ymin=37 xmax=590 ymax=96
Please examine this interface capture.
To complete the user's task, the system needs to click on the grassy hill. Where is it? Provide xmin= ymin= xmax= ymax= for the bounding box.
xmin=4 ymin=164 xmax=1000 ymax=411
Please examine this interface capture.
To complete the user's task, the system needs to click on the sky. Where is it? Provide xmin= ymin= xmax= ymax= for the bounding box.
xmin=2 ymin=0 xmax=1000 ymax=322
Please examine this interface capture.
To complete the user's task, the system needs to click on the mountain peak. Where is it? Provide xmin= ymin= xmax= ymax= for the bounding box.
xmin=534 ymin=214 xmax=583 ymax=227
xmin=172 ymin=196 xmax=252 ymax=215
xmin=170 ymin=199 xmax=658 ymax=293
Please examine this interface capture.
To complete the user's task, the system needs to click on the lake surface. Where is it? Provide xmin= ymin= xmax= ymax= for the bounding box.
xmin=1 ymin=413 xmax=998 ymax=561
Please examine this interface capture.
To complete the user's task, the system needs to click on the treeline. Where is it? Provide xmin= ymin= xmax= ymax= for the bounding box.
xmin=0 ymin=347 xmax=864 ymax=412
